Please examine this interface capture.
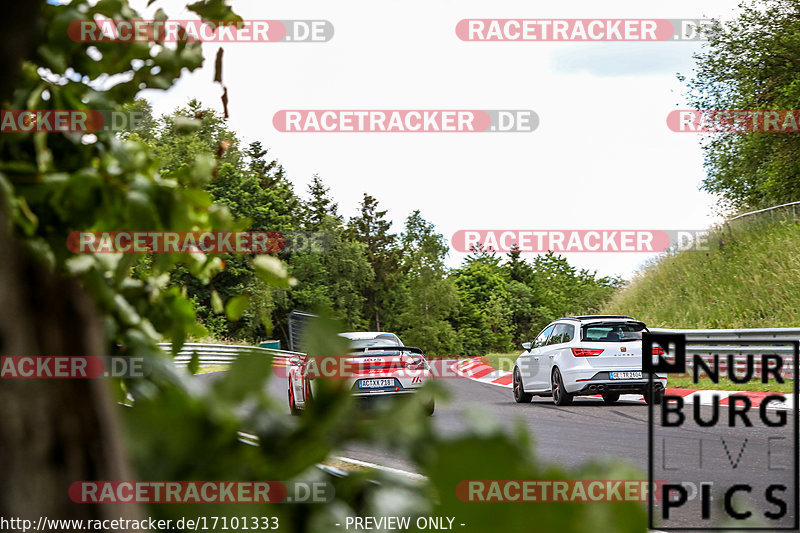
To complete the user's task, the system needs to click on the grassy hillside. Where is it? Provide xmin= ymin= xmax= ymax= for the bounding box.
xmin=603 ymin=216 xmax=800 ymax=328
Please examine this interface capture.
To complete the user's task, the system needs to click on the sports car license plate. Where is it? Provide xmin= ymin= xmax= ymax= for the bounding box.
xmin=609 ymin=371 xmax=642 ymax=380
xmin=358 ymin=378 xmax=394 ymax=389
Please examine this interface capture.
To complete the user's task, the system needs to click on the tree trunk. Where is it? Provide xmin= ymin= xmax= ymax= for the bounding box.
xmin=0 ymin=4 xmax=141 ymax=522
xmin=0 ymin=208 xmax=142 ymax=524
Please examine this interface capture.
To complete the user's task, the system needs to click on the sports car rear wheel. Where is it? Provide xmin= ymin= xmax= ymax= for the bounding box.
xmin=288 ymin=387 xmax=300 ymax=416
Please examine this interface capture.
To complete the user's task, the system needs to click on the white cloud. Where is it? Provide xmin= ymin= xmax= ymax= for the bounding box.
xmin=134 ymin=0 xmax=739 ymax=278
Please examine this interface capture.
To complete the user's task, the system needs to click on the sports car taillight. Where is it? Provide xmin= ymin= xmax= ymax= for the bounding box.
xmin=406 ymin=357 xmax=426 ymax=370
xmin=571 ymin=348 xmax=604 ymax=357
xmin=652 ymin=346 xmax=665 ymax=356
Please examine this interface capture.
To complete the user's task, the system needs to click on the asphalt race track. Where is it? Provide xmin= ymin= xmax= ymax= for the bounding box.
xmin=198 ymin=364 xmax=798 ymax=530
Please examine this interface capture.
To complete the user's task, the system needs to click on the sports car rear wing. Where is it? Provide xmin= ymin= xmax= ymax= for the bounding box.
xmin=348 ymin=346 xmax=425 ymax=356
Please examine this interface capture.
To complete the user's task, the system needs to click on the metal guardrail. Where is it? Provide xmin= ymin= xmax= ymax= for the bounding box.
xmin=690 ymin=201 xmax=800 ymax=253
xmin=727 ymin=200 xmax=800 ymax=222
xmin=649 ymin=328 xmax=799 ymax=378
xmin=161 ymin=327 xmax=800 ymax=378
xmin=157 ymin=342 xmax=302 ymax=369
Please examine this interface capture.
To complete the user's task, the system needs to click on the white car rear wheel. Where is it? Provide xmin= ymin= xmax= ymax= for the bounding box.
xmin=513 ymin=367 xmax=533 ymax=403
xmin=602 ymin=391 xmax=620 ymax=404
xmin=552 ymin=368 xmax=573 ymax=406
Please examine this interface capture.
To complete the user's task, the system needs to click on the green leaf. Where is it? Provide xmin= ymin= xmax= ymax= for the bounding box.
xmin=224 ymin=294 xmax=248 ymax=320
xmin=260 ymin=310 xmax=273 ymax=337
xmin=210 ymin=289 xmax=224 ymax=314
xmin=300 ymin=314 xmax=350 ymax=357
xmin=182 ymin=188 xmax=213 ymax=208
xmin=188 ymin=350 xmax=200 ymax=375
xmin=187 ymin=0 xmax=242 ymax=22
xmin=190 ymin=153 xmax=216 ymax=186
xmin=173 ymin=116 xmax=203 ymax=134
xmin=252 ymin=255 xmax=296 ymax=289
xmin=213 ymin=347 xmax=271 ymax=403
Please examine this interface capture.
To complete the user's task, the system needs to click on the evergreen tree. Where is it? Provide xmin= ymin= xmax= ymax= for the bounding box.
xmin=394 ymin=211 xmax=460 ymax=354
xmin=305 ymin=174 xmax=340 ymax=229
xmin=348 ymin=194 xmax=401 ymax=331
xmin=506 ymin=245 xmax=534 ymax=284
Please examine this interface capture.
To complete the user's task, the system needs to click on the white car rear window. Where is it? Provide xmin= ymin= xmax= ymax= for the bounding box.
xmin=582 ymin=323 xmax=645 ymax=342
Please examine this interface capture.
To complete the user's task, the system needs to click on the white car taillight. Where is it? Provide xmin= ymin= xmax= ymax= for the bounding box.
xmin=571 ymin=348 xmax=604 ymax=357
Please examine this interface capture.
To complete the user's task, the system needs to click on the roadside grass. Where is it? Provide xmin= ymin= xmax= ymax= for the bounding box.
xmin=598 ymin=216 xmax=799 ymax=393
xmin=184 ymin=335 xmax=250 ymax=345
xmin=194 ymin=364 xmax=230 ymax=374
xmin=321 ymin=459 xmax=372 ymax=473
xmin=602 ymin=217 xmax=800 ymax=329
xmin=482 ymin=352 xmax=520 ymax=373
xmin=666 ymin=376 xmax=794 ymax=393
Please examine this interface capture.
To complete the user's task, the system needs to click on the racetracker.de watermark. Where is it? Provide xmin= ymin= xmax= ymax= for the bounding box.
xmin=279 ymin=356 xmax=473 ymax=380
xmin=1 ymin=110 xmax=145 ymax=133
xmin=69 ymin=481 xmax=333 ymax=504
xmin=451 ymin=230 xmax=714 ymax=253
xmin=68 ymin=19 xmax=333 ymax=42
xmin=668 ymin=110 xmax=800 ymax=133
xmin=0 ymin=356 xmax=148 ymax=379
xmin=67 ymin=231 xmax=331 ymax=254
xmin=272 ymin=110 xmax=538 ymax=132
xmin=456 ymin=19 xmax=722 ymax=41
xmin=457 ymin=480 xmax=664 ymax=502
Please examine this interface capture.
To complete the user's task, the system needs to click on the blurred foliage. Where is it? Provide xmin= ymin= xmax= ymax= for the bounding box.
xmin=0 ymin=0 xmax=255 ymax=355
xmin=0 ymin=1 xmax=647 ymax=531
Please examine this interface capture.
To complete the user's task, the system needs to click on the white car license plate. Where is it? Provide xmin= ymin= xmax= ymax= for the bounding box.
xmin=359 ymin=379 xmax=394 ymax=389
xmin=609 ymin=371 xmax=642 ymax=380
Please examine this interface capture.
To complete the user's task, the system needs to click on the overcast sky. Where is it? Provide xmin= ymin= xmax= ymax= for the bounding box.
xmin=135 ymin=0 xmax=742 ymax=279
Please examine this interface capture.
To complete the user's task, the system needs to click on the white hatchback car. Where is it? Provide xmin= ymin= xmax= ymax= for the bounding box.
xmin=512 ymin=315 xmax=667 ymax=406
